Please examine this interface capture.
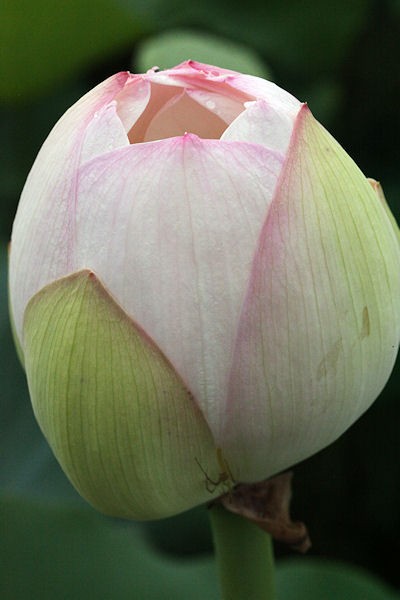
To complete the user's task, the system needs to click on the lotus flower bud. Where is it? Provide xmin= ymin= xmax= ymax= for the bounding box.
xmin=9 ymin=62 xmax=400 ymax=520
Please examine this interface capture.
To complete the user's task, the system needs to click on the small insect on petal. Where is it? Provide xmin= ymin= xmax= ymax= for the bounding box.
xmin=196 ymin=447 xmax=235 ymax=495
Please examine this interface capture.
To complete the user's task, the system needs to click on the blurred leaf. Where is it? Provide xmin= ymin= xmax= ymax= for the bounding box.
xmin=0 ymin=495 xmax=219 ymax=600
xmin=0 ymin=0 xmax=145 ymax=102
xmin=2 ymin=494 xmax=398 ymax=600
xmin=277 ymin=559 xmax=399 ymax=600
xmin=122 ymin=0 xmax=372 ymax=78
xmin=136 ymin=30 xmax=270 ymax=78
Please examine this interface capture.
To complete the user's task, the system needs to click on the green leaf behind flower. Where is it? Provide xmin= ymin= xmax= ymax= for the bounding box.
xmin=136 ymin=30 xmax=269 ymax=78
xmin=1 ymin=494 xmax=398 ymax=600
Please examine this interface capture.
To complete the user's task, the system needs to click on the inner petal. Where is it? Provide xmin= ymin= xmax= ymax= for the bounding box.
xmin=128 ymin=83 xmax=243 ymax=143
xmin=186 ymin=89 xmax=245 ymax=125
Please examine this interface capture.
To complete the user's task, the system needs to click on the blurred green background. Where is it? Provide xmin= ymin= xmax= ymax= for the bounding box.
xmin=1 ymin=1 xmax=399 ymax=598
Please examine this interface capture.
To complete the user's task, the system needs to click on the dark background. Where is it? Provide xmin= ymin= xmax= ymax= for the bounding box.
xmin=1 ymin=1 xmax=399 ymax=598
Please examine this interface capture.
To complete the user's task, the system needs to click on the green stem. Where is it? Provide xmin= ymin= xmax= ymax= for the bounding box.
xmin=209 ymin=505 xmax=276 ymax=600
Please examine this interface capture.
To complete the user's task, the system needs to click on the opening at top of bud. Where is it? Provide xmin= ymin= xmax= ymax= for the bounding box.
xmin=118 ymin=80 xmax=252 ymax=144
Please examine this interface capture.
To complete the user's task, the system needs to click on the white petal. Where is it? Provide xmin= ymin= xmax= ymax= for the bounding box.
xmin=81 ymin=102 xmax=129 ymax=163
xmin=74 ymin=136 xmax=284 ymax=432
xmin=10 ymin=73 xmax=132 ymax=344
xmin=222 ymin=99 xmax=296 ymax=153
xmin=225 ymin=72 xmax=302 ymax=115
xmin=115 ymin=77 xmax=151 ymax=132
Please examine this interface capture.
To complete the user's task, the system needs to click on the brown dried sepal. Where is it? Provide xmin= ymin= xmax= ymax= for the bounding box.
xmin=215 ymin=471 xmax=311 ymax=553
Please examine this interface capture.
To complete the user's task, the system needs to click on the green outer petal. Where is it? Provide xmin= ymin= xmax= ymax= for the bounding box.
xmin=222 ymin=105 xmax=400 ymax=482
xmin=23 ymin=270 xmax=222 ymax=520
